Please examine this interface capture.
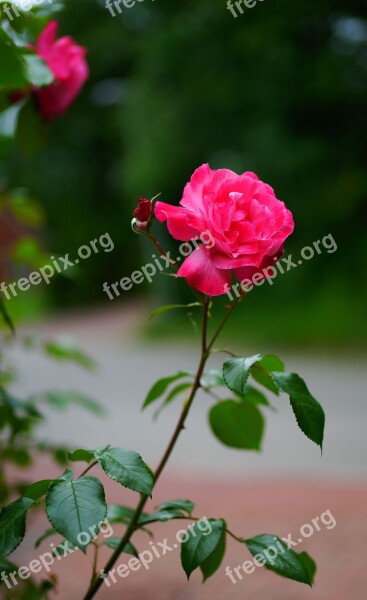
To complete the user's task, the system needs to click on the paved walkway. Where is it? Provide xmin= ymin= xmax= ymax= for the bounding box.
xmin=6 ymin=304 xmax=367 ymax=599
xmin=10 ymin=303 xmax=367 ymax=480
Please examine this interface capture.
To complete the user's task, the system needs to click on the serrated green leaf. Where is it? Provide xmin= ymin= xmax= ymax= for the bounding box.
xmin=0 ymin=497 xmax=35 ymax=558
xmin=244 ymin=534 xmax=316 ymax=585
xmin=103 ymin=539 xmax=138 ymax=557
xmin=223 ymin=355 xmax=262 ymax=396
xmin=251 ymin=355 xmax=285 ymax=395
xmin=143 ymin=372 xmax=190 ymax=409
xmin=181 ymin=519 xmax=225 ymax=579
xmin=157 ymin=499 xmax=194 ymax=514
xmin=94 ymin=447 xmax=154 ymax=495
xmin=209 ymin=400 xmax=265 ymax=450
xmin=271 ymin=372 xmax=325 ymax=450
xmin=241 ymin=384 xmax=271 ymax=407
xmin=153 ymin=382 xmax=192 ymax=419
xmin=297 ymin=551 xmax=317 ymax=583
xmin=106 ymin=505 xmax=138 ymax=524
xmin=201 ymin=369 xmax=225 ymax=388
xmin=45 ymin=476 xmax=107 ymax=552
xmin=106 ymin=505 xmax=152 ymax=536
xmin=57 ymin=468 xmax=73 ymax=482
xmin=68 ymin=449 xmax=95 ymax=463
xmin=23 ymin=479 xmax=54 ymax=500
xmin=149 ymin=303 xmax=201 ymax=321
xmin=200 ymin=522 xmax=226 ymax=581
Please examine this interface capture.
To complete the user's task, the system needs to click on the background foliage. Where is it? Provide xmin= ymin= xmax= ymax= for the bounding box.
xmin=0 ymin=0 xmax=366 ymax=344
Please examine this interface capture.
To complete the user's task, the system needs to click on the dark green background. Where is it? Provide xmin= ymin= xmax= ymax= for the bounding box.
xmin=1 ymin=0 xmax=366 ymax=345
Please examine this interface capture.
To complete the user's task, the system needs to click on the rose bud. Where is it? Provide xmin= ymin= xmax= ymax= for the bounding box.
xmin=132 ymin=197 xmax=153 ymax=233
xmin=133 ymin=198 xmax=151 ymax=222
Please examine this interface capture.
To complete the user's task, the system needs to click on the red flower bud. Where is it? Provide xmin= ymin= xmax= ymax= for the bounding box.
xmin=133 ymin=198 xmax=151 ymax=223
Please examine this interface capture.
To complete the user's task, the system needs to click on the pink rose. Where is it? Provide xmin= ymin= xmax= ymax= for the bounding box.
xmin=33 ymin=21 xmax=89 ymax=120
xmin=155 ymin=164 xmax=294 ymax=296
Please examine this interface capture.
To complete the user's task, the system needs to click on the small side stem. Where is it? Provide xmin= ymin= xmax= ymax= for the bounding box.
xmin=167 ymin=515 xmax=245 ymax=544
xmin=80 ymin=460 xmax=98 ymax=478
xmin=88 ymin=542 xmax=99 ymax=589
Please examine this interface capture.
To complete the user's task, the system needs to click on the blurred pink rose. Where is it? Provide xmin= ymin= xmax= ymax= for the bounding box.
xmin=34 ymin=20 xmax=88 ymax=120
xmin=155 ymin=164 xmax=294 ymax=296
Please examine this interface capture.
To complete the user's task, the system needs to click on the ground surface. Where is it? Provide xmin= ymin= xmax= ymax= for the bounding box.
xmin=6 ymin=303 xmax=367 ymax=599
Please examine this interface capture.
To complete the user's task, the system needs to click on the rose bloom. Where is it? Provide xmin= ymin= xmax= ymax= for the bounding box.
xmin=155 ymin=164 xmax=294 ymax=296
xmin=33 ymin=21 xmax=89 ymax=120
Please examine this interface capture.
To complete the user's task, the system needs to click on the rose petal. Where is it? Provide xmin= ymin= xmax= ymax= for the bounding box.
xmin=180 ymin=163 xmax=213 ymax=211
xmin=36 ymin=20 xmax=58 ymax=55
xmin=177 ymin=246 xmax=231 ymax=296
xmin=154 ymin=202 xmax=201 ymax=241
xmin=234 ymin=249 xmax=283 ymax=283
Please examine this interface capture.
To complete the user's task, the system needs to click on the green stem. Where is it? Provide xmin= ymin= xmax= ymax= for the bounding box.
xmin=80 ymin=460 xmax=98 ymax=478
xmin=206 ymin=295 xmax=243 ymax=353
xmin=82 ymin=298 xmax=210 ymax=600
xmin=88 ymin=542 xmax=99 ymax=588
xmin=166 ymin=515 xmax=245 ymax=544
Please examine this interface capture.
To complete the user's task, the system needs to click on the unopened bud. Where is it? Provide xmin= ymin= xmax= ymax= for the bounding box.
xmin=132 ymin=197 xmax=154 ymax=234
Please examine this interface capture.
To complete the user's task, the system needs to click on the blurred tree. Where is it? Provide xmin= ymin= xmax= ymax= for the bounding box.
xmin=1 ymin=0 xmax=366 ymax=342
